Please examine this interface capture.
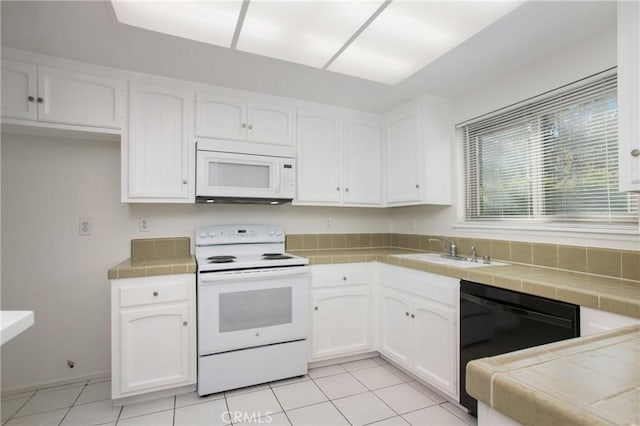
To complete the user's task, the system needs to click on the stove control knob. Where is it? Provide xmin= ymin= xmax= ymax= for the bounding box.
xmin=275 ymin=229 xmax=282 ymax=236
xmin=267 ymin=229 xmax=275 ymax=236
xmin=208 ymin=232 xmax=215 ymax=238
xmin=199 ymin=233 xmax=207 ymax=238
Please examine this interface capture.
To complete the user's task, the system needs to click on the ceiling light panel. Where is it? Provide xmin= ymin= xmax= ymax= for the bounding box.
xmin=111 ymin=1 xmax=243 ymax=47
xmin=237 ymin=0 xmax=386 ymax=68
xmin=329 ymin=0 xmax=523 ymax=85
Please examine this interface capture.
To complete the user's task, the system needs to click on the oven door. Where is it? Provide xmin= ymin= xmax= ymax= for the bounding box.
xmin=196 ymin=150 xmax=279 ymax=198
xmin=197 ymin=266 xmax=309 ymax=355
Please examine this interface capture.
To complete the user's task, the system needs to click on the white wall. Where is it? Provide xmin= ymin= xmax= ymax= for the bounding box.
xmin=0 ymin=132 xmax=390 ymax=392
xmin=391 ymin=26 xmax=640 ymax=251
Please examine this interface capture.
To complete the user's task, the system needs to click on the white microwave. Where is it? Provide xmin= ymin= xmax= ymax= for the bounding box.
xmin=196 ymin=147 xmax=296 ymax=204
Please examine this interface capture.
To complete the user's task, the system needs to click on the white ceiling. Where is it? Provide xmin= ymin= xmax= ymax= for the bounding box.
xmin=0 ymin=1 xmax=616 ymax=113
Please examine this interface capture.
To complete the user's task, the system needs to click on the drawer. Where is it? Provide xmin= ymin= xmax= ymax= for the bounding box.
xmin=119 ymin=278 xmax=190 ymax=307
xmin=311 ymin=263 xmax=371 ymax=288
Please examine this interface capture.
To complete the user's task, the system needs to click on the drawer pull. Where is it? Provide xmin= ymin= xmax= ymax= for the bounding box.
xmin=153 ymin=291 xmax=159 ymax=297
xmin=314 ymin=306 xmax=318 ymax=311
xmin=183 ymin=321 xmax=188 ymax=326
xmin=342 ymin=276 xmax=347 ymax=281
xmin=405 ymin=312 xmax=409 ymax=316
xmin=411 ymin=313 xmax=415 ymax=318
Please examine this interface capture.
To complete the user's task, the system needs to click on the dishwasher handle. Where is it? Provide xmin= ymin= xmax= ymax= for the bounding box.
xmin=461 ymin=292 xmax=575 ymax=329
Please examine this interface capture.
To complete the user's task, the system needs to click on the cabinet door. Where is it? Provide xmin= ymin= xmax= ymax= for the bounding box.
xmin=247 ymin=101 xmax=294 ymax=147
xmin=311 ymin=287 xmax=371 ymax=360
xmin=618 ymin=0 xmax=640 ymax=192
xmin=386 ymin=104 xmax=422 ymax=204
xmin=1 ymin=60 xmax=37 ymax=120
xmin=296 ymin=109 xmax=342 ymax=204
xmin=412 ymin=298 xmax=457 ymax=396
xmin=37 ymin=66 xmax=124 ymax=128
xmin=343 ymin=118 xmax=382 ymax=205
xmin=379 ymin=288 xmax=412 ymax=366
xmin=128 ymin=83 xmax=193 ymax=201
xmin=119 ymin=303 xmax=192 ymax=394
xmin=195 ymin=93 xmax=247 ymax=140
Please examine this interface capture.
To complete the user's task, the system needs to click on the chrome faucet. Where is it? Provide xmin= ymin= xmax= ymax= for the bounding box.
xmin=471 ymin=246 xmax=478 ymax=263
xmin=429 ymin=238 xmax=458 ymax=257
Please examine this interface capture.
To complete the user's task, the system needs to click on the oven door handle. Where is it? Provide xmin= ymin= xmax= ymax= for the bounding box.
xmin=199 ymin=267 xmax=309 ymax=284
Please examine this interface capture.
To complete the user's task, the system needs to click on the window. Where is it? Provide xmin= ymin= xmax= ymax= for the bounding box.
xmin=460 ymin=72 xmax=638 ymax=225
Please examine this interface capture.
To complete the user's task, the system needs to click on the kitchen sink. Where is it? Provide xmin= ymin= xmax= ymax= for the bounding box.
xmin=393 ymin=253 xmax=507 ymax=268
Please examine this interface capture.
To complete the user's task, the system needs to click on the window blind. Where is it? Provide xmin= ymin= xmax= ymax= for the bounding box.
xmin=460 ymin=73 xmax=638 ymax=224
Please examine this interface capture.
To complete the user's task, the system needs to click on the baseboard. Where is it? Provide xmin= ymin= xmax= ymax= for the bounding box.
xmin=308 ymin=351 xmax=379 ymax=369
xmin=1 ymin=370 xmax=110 ymax=399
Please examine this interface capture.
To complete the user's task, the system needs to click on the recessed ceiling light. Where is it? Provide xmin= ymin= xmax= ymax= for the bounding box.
xmin=111 ymin=1 xmax=243 ymax=47
xmin=328 ymin=0 xmax=523 ymax=84
xmin=236 ymin=1 xmax=385 ymax=68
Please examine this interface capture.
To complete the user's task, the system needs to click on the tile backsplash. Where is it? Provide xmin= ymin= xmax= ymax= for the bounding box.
xmin=131 ymin=237 xmax=191 ymax=259
xmin=286 ymin=233 xmax=639 ymax=281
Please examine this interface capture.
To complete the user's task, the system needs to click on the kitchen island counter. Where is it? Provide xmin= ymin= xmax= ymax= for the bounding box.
xmin=466 ymin=325 xmax=640 ymax=426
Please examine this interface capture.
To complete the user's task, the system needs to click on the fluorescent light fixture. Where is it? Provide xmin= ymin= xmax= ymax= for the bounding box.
xmin=236 ymin=1 xmax=385 ymax=68
xmin=110 ymin=0 xmax=524 ymax=85
xmin=111 ymin=1 xmax=243 ymax=47
xmin=328 ymin=0 xmax=523 ymax=84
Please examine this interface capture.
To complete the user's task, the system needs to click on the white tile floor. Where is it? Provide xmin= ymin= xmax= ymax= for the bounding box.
xmin=1 ymin=358 xmax=477 ymax=426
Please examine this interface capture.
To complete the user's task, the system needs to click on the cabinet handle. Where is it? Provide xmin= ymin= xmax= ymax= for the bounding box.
xmin=182 ymin=179 xmax=188 ymax=184
xmin=28 ymin=96 xmax=35 ymax=102
xmin=342 ymin=276 xmax=347 ymax=281
xmin=415 ymin=184 xmax=420 ymax=189
xmin=153 ymin=291 xmax=159 ymax=296
xmin=248 ymin=124 xmax=253 ymax=130
xmin=405 ymin=312 xmax=409 ymax=316
xmin=37 ymin=97 xmax=44 ymax=103
xmin=183 ymin=321 xmax=188 ymax=326
xmin=241 ymin=123 xmax=247 ymax=128
xmin=411 ymin=313 xmax=415 ymax=318
xmin=314 ymin=306 xmax=318 ymax=311
xmin=337 ymin=187 xmax=341 ymax=191
xmin=345 ymin=188 xmax=349 ymax=192
xmin=632 ymin=149 xmax=640 ymax=157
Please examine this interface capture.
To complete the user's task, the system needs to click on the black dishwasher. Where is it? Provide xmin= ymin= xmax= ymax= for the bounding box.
xmin=459 ymin=280 xmax=579 ymax=416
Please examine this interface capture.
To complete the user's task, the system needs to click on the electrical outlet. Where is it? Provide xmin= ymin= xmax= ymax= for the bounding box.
xmin=325 ymin=218 xmax=332 ymax=229
xmin=79 ymin=218 xmax=92 ymax=236
xmin=139 ymin=217 xmax=150 ymax=232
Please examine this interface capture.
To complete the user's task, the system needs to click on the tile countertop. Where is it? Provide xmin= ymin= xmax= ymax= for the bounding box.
xmin=290 ymin=248 xmax=640 ymax=319
xmin=108 ymin=237 xmax=196 ymax=279
xmin=107 ymin=256 xmax=196 ymax=279
xmin=466 ymin=325 xmax=640 ymax=426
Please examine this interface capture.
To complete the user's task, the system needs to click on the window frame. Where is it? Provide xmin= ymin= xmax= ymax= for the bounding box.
xmin=456 ymin=70 xmax=638 ymax=231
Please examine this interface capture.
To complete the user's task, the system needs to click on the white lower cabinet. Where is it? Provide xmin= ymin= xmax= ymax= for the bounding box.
xmin=111 ymin=274 xmax=196 ymax=400
xmin=309 ymin=263 xmax=372 ymax=361
xmin=378 ymin=264 xmax=459 ymax=399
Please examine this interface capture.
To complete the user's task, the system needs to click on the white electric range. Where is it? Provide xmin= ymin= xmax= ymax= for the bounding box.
xmin=195 ymin=224 xmax=309 ymax=396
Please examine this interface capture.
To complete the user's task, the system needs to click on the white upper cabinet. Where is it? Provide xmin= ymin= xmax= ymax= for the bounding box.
xmin=1 ymin=60 xmax=37 ymax=121
xmin=618 ymin=0 xmax=640 ymax=192
xmin=296 ymin=108 xmax=342 ymax=204
xmin=343 ymin=117 xmax=383 ymax=205
xmin=195 ymin=94 xmax=246 ymax=140
xmin=1 ymin=58 xmax=124 ymax=130
xmin=385 ymin=95 xmax=453 ymax=206
xmin=195 ymin=91 xmax=294 ymax=148
xmin=125 ymin=82 xmax=194 ymax=202
xmin=296 ymin=107 xmax=383 ymax=206
xmin=386 ymin=101 xmax=423 ymax=204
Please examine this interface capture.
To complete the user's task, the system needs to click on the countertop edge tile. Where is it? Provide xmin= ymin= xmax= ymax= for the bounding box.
xmin=108 ymin=255 xmax=196 ymax=280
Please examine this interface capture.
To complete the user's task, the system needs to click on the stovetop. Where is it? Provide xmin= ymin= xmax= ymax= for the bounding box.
xmin=195 ymin=224 xmax=308 ymax=272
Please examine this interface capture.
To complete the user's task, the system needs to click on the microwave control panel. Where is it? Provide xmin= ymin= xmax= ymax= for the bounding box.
xmin=281 ymin=160 xmax=296 ymax=195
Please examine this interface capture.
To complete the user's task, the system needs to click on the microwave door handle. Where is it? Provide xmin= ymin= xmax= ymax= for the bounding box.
xmin=274 ymin=162 xmax=281 ymax=194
